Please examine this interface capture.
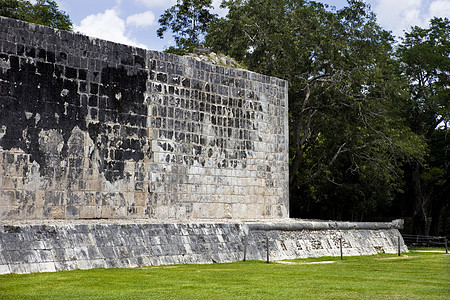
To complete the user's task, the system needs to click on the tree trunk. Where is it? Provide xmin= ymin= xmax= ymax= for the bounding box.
xmin=429 ymin=201 xmax=447 ymax=236
xmin=411 ymin=163 xmax=428 ymax=235
xmin=428 ymin=184 xmax=450 ymax=236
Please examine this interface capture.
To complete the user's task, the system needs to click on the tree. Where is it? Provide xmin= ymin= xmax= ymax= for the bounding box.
xmin=206 ymin=0 xmax=425 ymax=220
xmin=157 ymin=0 xmax=217 ymax=54
xmin=0 ymin=0 xmax=22 ymax=19
xmin=397 ymin=17 xmax=450 ymax=235
xmin=0 ymin=0 xmax=72 ymax=31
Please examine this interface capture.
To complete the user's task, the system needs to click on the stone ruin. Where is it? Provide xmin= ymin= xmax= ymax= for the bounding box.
xmin=0 ymin=16 xmax=289 ymax=220
xmin=0 ymin=17 xmax=406 ymax=274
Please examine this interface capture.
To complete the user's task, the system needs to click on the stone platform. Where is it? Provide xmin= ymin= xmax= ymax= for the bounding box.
xmin=0 ymin=219 xmax=406 ymax=274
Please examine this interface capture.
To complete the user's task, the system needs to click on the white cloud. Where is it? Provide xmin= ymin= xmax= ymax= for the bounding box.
xmin=135 ymin=0 xmax=176 ymax=8
xmin=428 ymin=0 xmax=450 ymax=19
xmin=126 ymin=11 xmax=156 ymax=28
xmin=373 ymin=0 xmax=450 ymax=38
xmin=134 ymin=0 xmax=227 ymax=17
xmin=374 ymin=0 xmax=422 ymax=37
xmin=74 ymin=9 xmax=147 ymax=49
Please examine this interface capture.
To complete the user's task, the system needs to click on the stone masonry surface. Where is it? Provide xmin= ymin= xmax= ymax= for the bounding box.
xmin=0 ymin=220 xmax=407 ymax=274
xmin=0 ymin=17 xmax=289 ymax=220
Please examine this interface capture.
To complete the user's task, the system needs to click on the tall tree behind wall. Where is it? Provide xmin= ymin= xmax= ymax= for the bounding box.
xmin=0 ymin=0 xmax=72 ymax=31
xmin=205 ymin=0 xmax=425 ymax=221
xmin=397 ymin=17 xmax=450 ymax=235
xmin=157 ymin=0 xmax=217 ymax=54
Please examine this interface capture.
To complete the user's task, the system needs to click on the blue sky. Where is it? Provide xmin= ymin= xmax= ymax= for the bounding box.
xmin=51 ymin=0 xmax=450 ymax=51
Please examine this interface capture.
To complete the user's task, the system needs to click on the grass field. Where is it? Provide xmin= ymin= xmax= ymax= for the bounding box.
xmin=0 ymin=251 xmax=448 ymax=299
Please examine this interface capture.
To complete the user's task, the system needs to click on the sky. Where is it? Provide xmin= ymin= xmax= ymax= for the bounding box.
xmin=49 ymin=0 xmax=450 ymax=51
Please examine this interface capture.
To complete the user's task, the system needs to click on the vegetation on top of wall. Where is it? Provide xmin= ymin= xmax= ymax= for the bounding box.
xmin=186 ymin=49 xmax=245 ymax=69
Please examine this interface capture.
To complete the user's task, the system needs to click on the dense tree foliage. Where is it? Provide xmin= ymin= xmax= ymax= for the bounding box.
xmin=396 ymin=18 xmax=449 ymax=234
xmin=205 ymin=0 xmax=424 ymax=221
xmin=0 ymin=0 xmax=72 ymax=31
xmin=157 ymin=0 xmax=217 ymax=54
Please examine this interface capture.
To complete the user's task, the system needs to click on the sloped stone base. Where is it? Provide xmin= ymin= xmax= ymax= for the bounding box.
xmin=0 ymin=220 xmax=406 ymax=274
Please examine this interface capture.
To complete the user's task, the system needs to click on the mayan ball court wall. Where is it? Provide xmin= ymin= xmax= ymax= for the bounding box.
xmin=0 ymin=17 xmax=406 ymax=274
xmin=0 ymin=16 xmax=289 ymax=220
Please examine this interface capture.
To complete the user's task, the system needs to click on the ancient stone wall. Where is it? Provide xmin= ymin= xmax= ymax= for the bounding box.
xmin=0 ymin=17 xmax=289 ymax=220
xmin=0 ymin=220 xmax=406 ymax=274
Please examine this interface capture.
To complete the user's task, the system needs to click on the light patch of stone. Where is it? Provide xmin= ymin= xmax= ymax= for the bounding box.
xmin=60 ymin=89 xmax=69 ymax=97
xmin=0 ymin=125 xmax=5 ymax=139
xmin=0 ymin=55 xmax=10 ymax=70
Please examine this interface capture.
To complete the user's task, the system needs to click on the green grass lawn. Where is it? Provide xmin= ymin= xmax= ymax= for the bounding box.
xmin=0 ymin=251 xmax=448 ymax=299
